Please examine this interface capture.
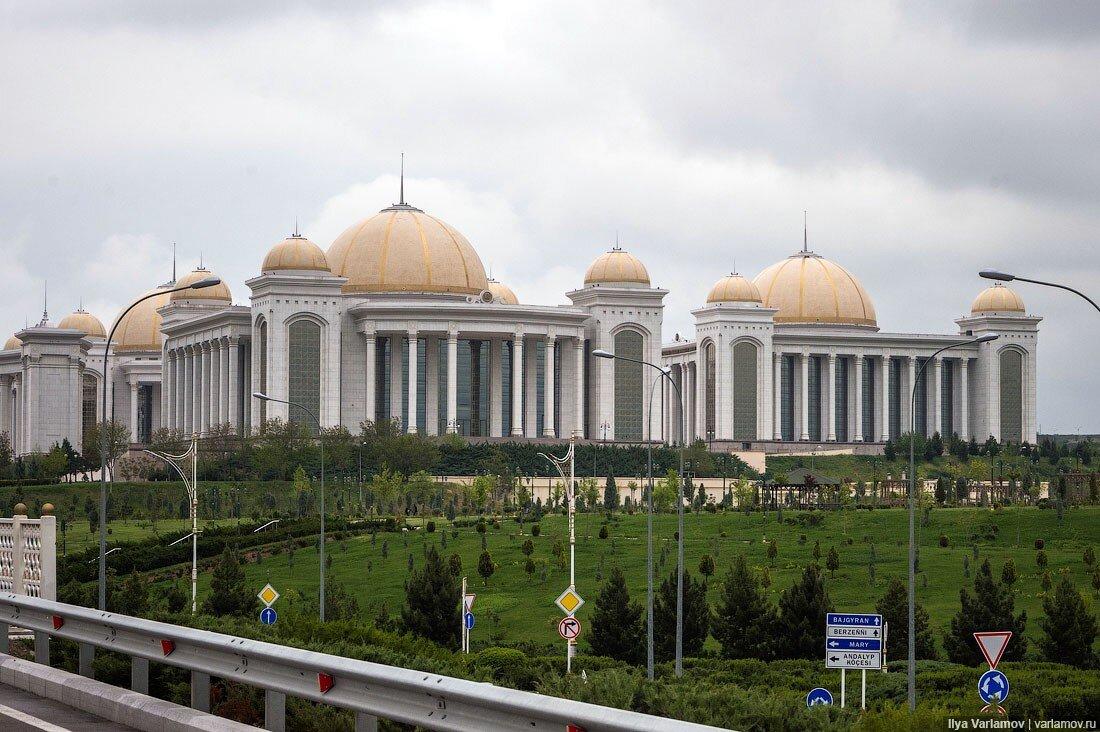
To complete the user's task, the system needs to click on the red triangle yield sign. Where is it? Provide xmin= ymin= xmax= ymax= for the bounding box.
xmin=973 ymin=631 xmax=1012 ymax=669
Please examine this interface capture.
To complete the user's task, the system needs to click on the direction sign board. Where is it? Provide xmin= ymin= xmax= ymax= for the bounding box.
xmin=806 ymin=688 xmax=833 ymax=707
xmin=978 ymin=669 xmax=1009 ymax=704
xmin=464 ymin=593 xmax=476 ymax=612
xmin=555 ymin=587 xmax=584 ymax=615
xmin=257 ymin=584 xmax=280 ymax=607
xmin=259 ymin=607 xmax=277 ymax=625
xmin=558 ymin=616 xmax=582 ymax=640
xmin=825 ymin=612 xmax=882 ymax=670
xmin=464 ymin=612 xmax=475 ymax=630
xmin=973 ymin=631 xmax=1012 ymax=670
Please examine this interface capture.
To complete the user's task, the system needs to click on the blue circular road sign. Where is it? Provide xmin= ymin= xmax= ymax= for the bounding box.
xmin=978 ymin=669 xmax=1009 ymax=704
xmin=464 ymin=612 xmax=475 ymax=630
xmin=260 ymin=607 xmax=277 ymax=625
xmin=806 ymin=687 xmax=833 ymax=708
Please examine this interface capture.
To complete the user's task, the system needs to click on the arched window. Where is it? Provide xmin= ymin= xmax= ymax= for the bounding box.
xmin=999 ymin=349 xmax=1023 ymax=444
xmin=82 ymin=374 xmax=97 ymax=439
xmin=733 ymin=341 xmax=757 ymax=441
xmin=704 ymin=342 xmax=716 ymax=439
xmin=287 ymin=319 xmax=321 ymax=428
xmin=613 ymin=330 xmax=644 ymax=441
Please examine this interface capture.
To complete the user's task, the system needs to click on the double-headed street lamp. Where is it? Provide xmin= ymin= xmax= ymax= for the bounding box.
xmin=98 ymin=275 xmax=220 ymax=611
xmin=906 ymin=333 xmax=998 ymax=710
xmin=592 ymin=348 xmax=687 ymax=678
xmin=253 ymin=392 xmax=327 ymax=621
xmin=980 ymin=270 xmax=1100 ymax=314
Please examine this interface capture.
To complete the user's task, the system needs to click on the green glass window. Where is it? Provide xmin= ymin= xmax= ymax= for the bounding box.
xmin=999 ymin=349 xmax=1023 ymax=443
xmin=287 ymin=319 xmax=321 ymax=430
xmin=732 ymin=341 xmax=757 ymax=441
xmin=613 ymin=330 xmax=644 ymax=441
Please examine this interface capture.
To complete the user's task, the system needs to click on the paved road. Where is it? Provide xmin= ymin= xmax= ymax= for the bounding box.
xmin=0 ymin=683 xmax=135 ymax=731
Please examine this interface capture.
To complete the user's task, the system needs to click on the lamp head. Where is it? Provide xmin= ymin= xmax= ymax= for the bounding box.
xmin=591 ymin=349 xmax=614 ymax=359
xmin=973 ymin=334 xmax=999 ymax=344
xmin=190 ymin=276 xmax=222 ymax=289
xmin=252 ymin=391 xmax=270 ymax=401
xmin=979 ymin=270 xmax=1015 ymax=282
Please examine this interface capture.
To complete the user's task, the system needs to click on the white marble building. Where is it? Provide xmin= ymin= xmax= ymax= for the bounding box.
xmin=1 ymin=196 xmax=1039 ymax=457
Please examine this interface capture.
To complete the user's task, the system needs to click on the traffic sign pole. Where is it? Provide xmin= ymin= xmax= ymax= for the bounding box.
xmin=840 ymin=669 xmax=845 ymax=708
xmin=861 ymin=669 xmax=866 ymax=710
xmin=460 ymin=576 xmax=467 ymax=654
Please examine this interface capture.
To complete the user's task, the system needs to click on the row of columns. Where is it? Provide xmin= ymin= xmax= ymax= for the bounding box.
xmin=165 ymin=336 xmax=247 ymax=436
xmin=362 ymin=331 xmax=584 ymax=439
xmin=0 ymin=375 xmax=18 ymax=455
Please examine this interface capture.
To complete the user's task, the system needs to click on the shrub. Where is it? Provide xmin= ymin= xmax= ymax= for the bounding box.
xmin=599 ymin=525 xmax=609 ymax=539
xmin=1035 ymin=538 xmax=1045 ymax=550
xmin=426 ymin=521 xmax=436 ymax=533
xmin=939 ymin=534 xmax=949 ymax=548
xmin=1037 ymin=550 xmax=1049 ymax=569
xmin=531 ymin=523 xmax=541 ymax=537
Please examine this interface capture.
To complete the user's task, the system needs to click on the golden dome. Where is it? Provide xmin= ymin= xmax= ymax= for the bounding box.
xmin=326 ymin=204 xmax=489 ymax=295
xmin=113 ymin=287 xmax=171 ymax=353
xmin=261 ymin=234 xmax=331 ymax=274
xmin=706 ymin=273 xmax=762 ymax=305
xmin=584 ymin=247 xmax=650 ymax=287
xmin=169 ymin=267 xmax=233 ymax=303
xmin=487 ymin=278 xmax=519 ymax=304
xmin=753 ymin=252 xmax=877 ymax=327
xmin=3 ymin=335 xmax=20 ymax=351
xmin=58 ymin=308 xmax=107 ymax=338
xmin=971 ymin=283 xmax=1025 ymax=314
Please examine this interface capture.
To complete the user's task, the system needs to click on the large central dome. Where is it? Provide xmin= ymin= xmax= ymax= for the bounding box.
xmin=752 ymin=252 xmax=877 ymax=327
xmin=327 ymin=204 xmax=489 ymax=296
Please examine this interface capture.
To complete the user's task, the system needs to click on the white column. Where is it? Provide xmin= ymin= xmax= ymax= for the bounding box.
xmin=510 ymin=334 xmax=524 ymax=436
xmin=199 ymin=343 xmax=210 ymax=434
xmin=524 ymin=337 xmax=538 ymax=438
xmin=219 ymin=339 xmax=229 ymax=428
xmin=932 ymin=356 xmax=943 ymax=437
xmin=446 ymin=331 xmax=459 ymax=434
xmin=772 ymin=353 xmax=782 ymax=440
xmin=163 ymin=350 xmax=173 ymax=431
xmin=489 ymin=339 xmax=503 ymax=437
xmin=853 ymin=355 xmax=864 ymax=442
xmin=960 ymin=358 xmax=970 ymax=441
xmin=573 ymin=338 xmax=585 ymax=438
xmin=694 ymin=343 xmax=705 ymax=440
xmin=425 ymin=336 xmax=439 ymax=435
xmin=826 ymin=353 xmax=837 ymax=441
xmin=799 ymin=354 xmax=809 ymax=441
xmin=209 ymin=340 xmax=221 ymax=428
xmin=406 ymin=330 xmax=418 ymax=433
xmin=186 ymin=346 xmax=196 ymax=434
xmin=905 ymin=355 xmax=916 ymax=436
xmin=363 ymin=333 xmax=376 ymax=425
xmin=389 ymin=336 xmax=403 ymax=427
xmin=880 ymin=354 xmax=891 ymax=442
xmin=129 ymin=381 xmax=139 ymax=443
xmin=543 ymin=336 xmax=556 ymax=437
xmin=227 ymin=338 xmax=240 ymax=433
xmin=242 ymin=341 xmax=251 ymax=432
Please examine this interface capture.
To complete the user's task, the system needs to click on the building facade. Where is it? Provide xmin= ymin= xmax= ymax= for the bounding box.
xmin=1 ymin=197 xmax=1039 ymax=457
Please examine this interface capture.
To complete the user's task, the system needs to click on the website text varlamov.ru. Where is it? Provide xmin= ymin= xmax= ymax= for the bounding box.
xmin=947 ymin=721 xmax=1097 ymax=730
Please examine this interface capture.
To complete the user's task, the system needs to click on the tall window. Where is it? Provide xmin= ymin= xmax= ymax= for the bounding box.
xmin=999 ymin=349 xmax=1023 ymax=444
xmin=137 ymin=384 xmax=153 ymax=443
xmin=613 ymin=330 xmax=644 ymax=441
xmin=501 ymin=341 xmax=513 ymax=436
xmin=732 ymin=341 xmax=757 ymax=441
xmin=781 ymin=355 xmax=795 ymax=441
xmin=914 ymin=358 xmax=928 ymax=436
xmin=861 ymin=359 xmax=875 ymax=441
xmin=941 ymin=360 xmax=954 ymax=437
xmin=82 ymin=375 xmax=97 ymax=439
xmin=376 ymin=336 xmax=390 ymax=423
xmin=807 ymin=356 xmax=822 ymax=441
xmin=888 ymin=358 xmax=901 ymax=440
xmin=287 ymin=319 xmax=321 ymax=429
xmin=258 ymin=320 xmax=268 ymax=422
xmin=834 ymin=358 xmax=849 ymax=442
xmin=704 ymin=342 xmax=716 ymax=440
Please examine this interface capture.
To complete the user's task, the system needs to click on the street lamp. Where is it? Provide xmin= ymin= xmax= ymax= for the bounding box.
xmin=979 ymin=270 xmax=1100 ymax=314
xmin=907 ymin=333 xmax=998 ymax=710
xmin=143 ymin=433 xmax=200 ymax=613
xmin=98 ymin=275 xmax=220 ymax=611
xmin=592 ymin=348 xmax=687 ymax=678
xmin=253 ymin=392 xmax=327 ymax=621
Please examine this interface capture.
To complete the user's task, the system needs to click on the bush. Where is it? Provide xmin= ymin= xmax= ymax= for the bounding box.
xmin=1035 ymin=538 xmax=1045 ymax=550
xmin=531 ymin=523 xmax=541 ymax=537
xmin=599 ymin=525 xmax=609 ymax=539
xmin=939 ymin=534 xmax=949 ymax=548
xmin=475 ymin=648 xmax=540 ymax=690
xmin=426 ymin=521 xmax=436 ymax=533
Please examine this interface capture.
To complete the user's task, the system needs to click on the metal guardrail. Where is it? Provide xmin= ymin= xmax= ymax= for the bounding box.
xmin=0 ymin=594 xmax=725 ymax=732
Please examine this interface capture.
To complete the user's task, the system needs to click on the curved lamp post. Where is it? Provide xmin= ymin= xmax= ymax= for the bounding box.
xmin=980 ymin=270 xmax=1100 ymax=314
xmin=592 ymin=348 xmax=686 ymax=678
xmin=906 ymin=333 xmax=998 ymax=710
xmin=253 ymin=392 xmax=326 ymax=621
xmin=98 ymin=275 xmax=220 ymax=611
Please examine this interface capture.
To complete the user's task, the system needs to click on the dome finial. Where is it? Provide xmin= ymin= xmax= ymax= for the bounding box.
xmin=293 ymin=217 xmax=300 ymax=238
xmin=38 ymin=280 xmax=48 ymax=327
xmin=803 ymin=210 xmax=808 ymax=253
xmin=172 ymin=242 xmax=177 ymax=284
xmin=399 ymin=152 xmax=405 ymax=206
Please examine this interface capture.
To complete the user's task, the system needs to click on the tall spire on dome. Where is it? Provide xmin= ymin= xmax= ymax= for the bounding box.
xmin=172 ymin=242 xmax=177 ymax=284
xmin=37 ymin=281 xmax=49 ymax=327
xmin=803 ymin=210 xmax=808 ymax=253
xmin=399 ymin=152 xmax=405 ymax=206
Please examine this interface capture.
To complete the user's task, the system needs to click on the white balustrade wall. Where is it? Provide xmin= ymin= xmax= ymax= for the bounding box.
xmin=0 ymin=510 xmax=57 ymax=601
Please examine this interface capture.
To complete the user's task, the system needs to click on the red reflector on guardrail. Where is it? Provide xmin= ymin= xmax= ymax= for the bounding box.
xmin=161 ymin=640 xmax=176 ymax=656
xmin=566 ymin=725 xmax=586 ymax=732
xmin=318 ymin=672 xmax=335 ymax=694
xmin=51 ymin=615 xmax=64 ymax=630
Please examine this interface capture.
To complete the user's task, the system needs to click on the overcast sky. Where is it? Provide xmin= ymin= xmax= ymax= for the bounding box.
xmin=2 ymin=1 xmax=1098 ymax=432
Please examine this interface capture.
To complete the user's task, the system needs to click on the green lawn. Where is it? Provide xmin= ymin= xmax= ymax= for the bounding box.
xmin=60 ymin=518 xmax=238 ymax=555
xmin=189 ymin=506 xmax=1098 ymax=654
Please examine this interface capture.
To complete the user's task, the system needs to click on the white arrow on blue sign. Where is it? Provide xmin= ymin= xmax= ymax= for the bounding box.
xmin=827 ymin=613 xmax=881 ymax=627
xmin=806 ymin=687 xmax=833 ymax=707
xmin=827 ymin=638 xmax=881 ymax=651
xmin=464 ymin=612 xmax=475 ymax=630
xmin=978 ymin=669 xmax=1009 ymax=704
xmin=259 ymin=607 xmax=277 ymax=625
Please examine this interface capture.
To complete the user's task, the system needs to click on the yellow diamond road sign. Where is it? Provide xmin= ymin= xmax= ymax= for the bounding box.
xmin=555 ymin=587 xmax=584 ymax=615
xmin=258 ymin=584 xmax=280 ymax=606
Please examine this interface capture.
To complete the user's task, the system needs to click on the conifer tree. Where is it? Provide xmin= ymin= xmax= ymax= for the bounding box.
xmin=654 ymin=569 xmax=709 ymax=662
xmin=587 ymin=566 xmax=644 ymax=664
xmin=1039 ymin=575 xmax=1098 ymax=668
xmin=603 ymin=475 xmax=619 ymax=513
xmin=477 ymin=550 xmax=496 ymax=585
xmin=714 ymin=555 xmax=776 ymax=660
xmin=202 ymin=545 xmax=258 ymax=618
xmin=776 ymin=564 xmax=833 ymax=659
xmin=944 ymin=559 xmax=1027 ymax=664
xmin=875 ymin=577 xmax=937 ymax=661
xmin=826 ymin=546 xmax=840 ymax=577
xmin=402 ymin=545 xmax=459 ymax=647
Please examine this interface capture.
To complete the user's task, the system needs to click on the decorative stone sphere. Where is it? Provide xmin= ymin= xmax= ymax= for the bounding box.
xmin=42 ymin=503 xmax=55 ymax=515
xmin=13 ymin=503 xmax=27 ymax=515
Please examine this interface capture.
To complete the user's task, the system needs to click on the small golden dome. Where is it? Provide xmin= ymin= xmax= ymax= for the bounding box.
xmin=584 ymin=247 xmax=650 ymax=287
xmin=3 ymin=335 xmax=20 ymax=351
xmin=753 ymin=252 xmax=877 ymax=327
xmin=41 ymin=503 xmax=54 ymax=515
xmin=327 ymin=204 xmax=489 ymax=295
xmin=262 ymin=234 xmax=331 ymax=274
xmin=13 ymin=503 xmax=26 ymax=516
xmin=487 ymin=278 xmax=519 ymax=304
xmin=113 ymin=286 xmax=172 ymax=353
xmin=169 ymin=267 xmax=233 ymax=303
xmin=706 ymin=273 xmax=762 ymax=305
xmin=58 ymin=308 xmax=107 ymax=338
xmin=971 ymin=283 xmax=1025 ymax=314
